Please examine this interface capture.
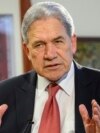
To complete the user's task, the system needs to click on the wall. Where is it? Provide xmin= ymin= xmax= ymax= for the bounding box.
xmin=31 ymin=0 xmax=100 ymax=38
xmin=0 ymin=0 xmax=23 ymax=77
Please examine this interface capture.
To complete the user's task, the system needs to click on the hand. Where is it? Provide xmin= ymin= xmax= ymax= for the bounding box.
xmin=0 ymin=104 xmax=8 ymax=126
xmin=79 ymin=99 xmax=100 ymax=133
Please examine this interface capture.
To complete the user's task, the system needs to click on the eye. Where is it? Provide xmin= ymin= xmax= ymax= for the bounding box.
xmin=32 ymin=41 xmax=45 ymax=49
xmin=54 ymin=39 xmax=63 ymax=45
xmin=34 ymin=43 xmax=43 ymax=48
xmin=56 ymin=40 xmax=63 ymax=43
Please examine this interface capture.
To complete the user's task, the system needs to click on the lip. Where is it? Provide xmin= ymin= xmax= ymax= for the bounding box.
xmin=44 ymin=63 xmax=61 ymax=70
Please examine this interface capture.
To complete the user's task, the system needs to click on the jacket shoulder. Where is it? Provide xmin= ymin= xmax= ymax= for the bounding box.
xmin=75 ymin=62 xmax=100 ymax=84
xmin=0 ymin=71 xmax=37 ymax=92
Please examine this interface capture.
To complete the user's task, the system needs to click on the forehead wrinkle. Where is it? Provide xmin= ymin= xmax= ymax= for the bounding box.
xmin=28 ymin=30 xmax=67 ymax=45
xmin=29 ymin=34 xmax=65 ymax=45
xmin=27 ymin=18 xmax=68 ymax=43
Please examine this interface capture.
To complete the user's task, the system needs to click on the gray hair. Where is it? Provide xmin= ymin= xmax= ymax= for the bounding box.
xmin=21 ymin=1 xmax=75 ymax=43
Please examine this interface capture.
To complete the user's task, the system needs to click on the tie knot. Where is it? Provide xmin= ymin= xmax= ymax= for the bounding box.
xmin=48 ymin=83 xmax=60 ymax=97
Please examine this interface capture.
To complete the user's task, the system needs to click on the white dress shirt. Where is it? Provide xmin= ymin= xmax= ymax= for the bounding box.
xmin=31 ymin=62 xmax=75 ymax=133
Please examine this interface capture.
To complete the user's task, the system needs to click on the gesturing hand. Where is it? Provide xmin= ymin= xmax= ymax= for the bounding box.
xmin=79 ymin=100 xmax=100 ymax=133
xmin=0 ymin=104 xmax=8 ymax=126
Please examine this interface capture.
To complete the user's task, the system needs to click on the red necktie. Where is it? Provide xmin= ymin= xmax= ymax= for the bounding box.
xmin=38 ymin=83 xmax=60 ymax=133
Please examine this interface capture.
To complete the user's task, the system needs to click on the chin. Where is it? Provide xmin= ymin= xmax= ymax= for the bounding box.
xmin=46 ymin=75 xmax=62 ymax=82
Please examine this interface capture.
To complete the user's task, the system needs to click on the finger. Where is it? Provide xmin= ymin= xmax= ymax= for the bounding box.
xmin=0 ymin=104 xmax=8 ymax=125
xmin=79 ymin=104 xmax=96 ymax=133
xmin=92 ymin=100 xmax=100 ymax=120
xmin=79 ymin=104 xmax=90 ymax=124
xmin=92 ymin=99 xmax=100 ymax=112
xmin=91 ymin=100 xmax=100 ymax=128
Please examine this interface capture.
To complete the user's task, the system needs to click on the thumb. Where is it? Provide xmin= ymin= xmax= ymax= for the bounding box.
xmin=0 ymin=104 xmax=8 ymax=126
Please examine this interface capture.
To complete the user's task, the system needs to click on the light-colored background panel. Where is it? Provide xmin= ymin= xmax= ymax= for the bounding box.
xmin=31 ymin=0 xmax=100 ymax=37
xmin=0 ymin=0 xmax=23 ymax=78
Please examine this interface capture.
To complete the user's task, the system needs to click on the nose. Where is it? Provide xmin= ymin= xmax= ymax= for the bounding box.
xmin=44 ymin=44 xmax=57 ymax=60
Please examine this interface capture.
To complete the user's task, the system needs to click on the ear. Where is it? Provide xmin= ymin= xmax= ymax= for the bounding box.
xmin=22 ymin=43 xmax=31 ymax=60
xmin=71 ymin=34 xmax=77 ymax=55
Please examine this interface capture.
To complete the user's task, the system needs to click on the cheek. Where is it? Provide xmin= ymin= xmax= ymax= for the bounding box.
xmin=30 ymin=52 xmax=44 ymax=66
xmin=28 ymin=49 xmax=38 ymax=60
xmin=58 ymin=47 xmax=73 ymax=68
xmin=61 ymin=45 xmax=73 ymax=59
xmin=62 ymin=52 xmax=72 ymax=63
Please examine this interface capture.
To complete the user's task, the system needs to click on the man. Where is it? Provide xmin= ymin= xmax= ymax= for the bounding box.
xmin=0 ymin=1 xmax=100 ymax=133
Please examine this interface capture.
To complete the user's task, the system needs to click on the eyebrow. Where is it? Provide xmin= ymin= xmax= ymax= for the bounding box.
xmin=52 ymin=36 xmax=65 ymax=42
xmin=32 ymin=40 xmax=46 ymax=45
xmin=32 ymin=36 xmax=65 ymax=45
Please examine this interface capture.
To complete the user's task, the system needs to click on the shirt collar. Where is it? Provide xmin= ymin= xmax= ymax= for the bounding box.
xmin=37 ymin=62 xmax=75 ymax=96
xmin=37 ymin=75 xmax=50 ymax=93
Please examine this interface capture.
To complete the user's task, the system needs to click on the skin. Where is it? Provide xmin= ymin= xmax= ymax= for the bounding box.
xmin=79 ymin=100 xmax=100 ymax=133
xmin=0 ymin=17 xmax=100 ymax=133
xmin=0 ymin=104 xmax=8 ymax=125
xmin=23 ymin=17 xmax=77 ymax=81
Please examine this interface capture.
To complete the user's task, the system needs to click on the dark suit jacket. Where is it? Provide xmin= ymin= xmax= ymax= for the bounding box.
xmin=0 ymin=62 xmax=100 ymax=133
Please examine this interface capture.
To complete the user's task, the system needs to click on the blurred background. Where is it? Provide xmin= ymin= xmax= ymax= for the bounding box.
xmin=0 ymin=0 xmax=100 ymax=81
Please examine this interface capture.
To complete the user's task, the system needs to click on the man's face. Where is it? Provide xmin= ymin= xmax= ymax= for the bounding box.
xmin=23 ymin=17 xmax=77 ymax=81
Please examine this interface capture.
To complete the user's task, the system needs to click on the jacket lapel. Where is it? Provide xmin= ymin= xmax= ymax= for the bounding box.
xmin=15 ymin=72 xmax=37 ymax=132
xmin=74 ymin=62 xmax=96 ymax=133
xmin=74 ymin=62 xmax=85 ymax=133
